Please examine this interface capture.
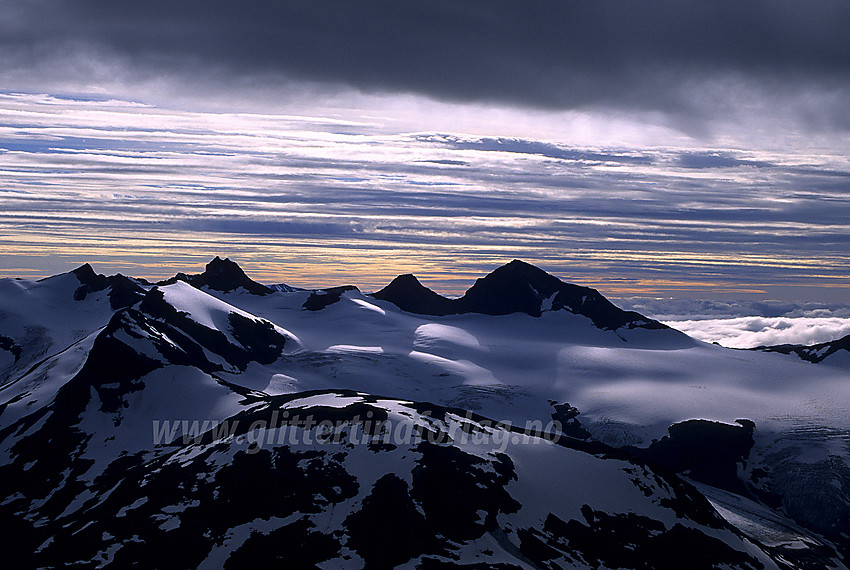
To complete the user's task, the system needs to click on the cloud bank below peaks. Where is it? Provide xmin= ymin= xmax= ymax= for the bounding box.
xmin=618 ymin=298 xmax=850 ymax=348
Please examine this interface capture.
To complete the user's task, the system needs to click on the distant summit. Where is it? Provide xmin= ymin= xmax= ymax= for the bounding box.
xmin=269 ymin=282 xmax=301 ymax=293
xmin=71 ymin=263 xmax=102 ymax=286
xmin=68 ymin=264 xmax=145 ymax=309
xmin=60 ymin=259 xmax=666 ymax=330
xmin=458 ymin=259 xmax=572 ymax=317
xmin=192 ymin=257 xmax=272 ymax=295
xmin=372 ymin=260 xmax=668 ymax=331
xmin=162 ymin=257 xmax=272 ymax=295
xmin=372 ymin=274 xmax=457 ymax=316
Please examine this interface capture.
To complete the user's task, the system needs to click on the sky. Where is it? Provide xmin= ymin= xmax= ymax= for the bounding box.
xmin=1 ymin=1 xmax=849 ymax=310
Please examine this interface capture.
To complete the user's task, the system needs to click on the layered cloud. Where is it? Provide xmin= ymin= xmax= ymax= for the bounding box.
xmin=0 ymin=91 xmax=848 ymax=299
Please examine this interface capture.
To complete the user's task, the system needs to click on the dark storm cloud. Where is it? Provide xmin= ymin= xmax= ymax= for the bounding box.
xmin=3 ymin=1 xmax=849 ymax=122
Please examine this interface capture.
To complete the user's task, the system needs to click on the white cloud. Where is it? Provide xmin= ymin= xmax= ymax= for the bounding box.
xmin=665 ymin=317 xmax=850 ymax=349
xmin=618 ymin=298 xmax=850 ymax=321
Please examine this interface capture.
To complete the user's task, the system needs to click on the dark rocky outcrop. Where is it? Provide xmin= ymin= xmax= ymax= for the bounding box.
xmin=628 ymin=419 xmax=755 ymax=494
xmin=303 ymin=285 xmax=359 ymax=311
xmin=372 ymin=274 xmax=457 ymax=316
xmin=70 ymin=264 xmax=146 ymax=309
xmin=160 ymin=257 xmax=273 ymax=295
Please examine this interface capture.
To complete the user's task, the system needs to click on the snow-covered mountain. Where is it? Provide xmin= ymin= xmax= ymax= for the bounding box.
xmin=1 ymin=259 xmax=848 ymax=568
xmin=752 ymin=334 xmax=850 ymax=368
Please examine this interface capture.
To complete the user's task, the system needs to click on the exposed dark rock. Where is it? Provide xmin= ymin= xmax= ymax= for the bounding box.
xmin=228 ymin=312 xmax=290 ymax=363
xmin=28 ymin=445 xmax=359 ymax=569
xmin=457 ymin=259 xmax=567 ymax=317
xmin=0 ymin=389 xmax=805 ymax=569
xmin=345 ymin=474 xmax=430 ymax=569
xmin=303 ymin=285 xmax=358 ymax=311
xmin=72 ymin=263 xmax=110 ymax=301
xmin=0 ymin=335 xmax=22 ymax=362
xmin=629 ymin=419 xmax=755 ymax=494
xmin=71 ymin=263 xmax=106 ymax=289
xmin=550 ymin=402 xmax=591 ymax=440
xmin=372 ymin=274 xmax=457 ymax=316
xmin=138 ymin=288 xmax=291 ymax=371
xmin=224 ymin=518 xmax=340 ymax=569
xmin=524 ymin=507 xmax=765 ymax=570
xmin=410 ymin=445 xmax=520 ymax=543
xmin=63 ymin=264 xmax=147 ymax=308
xmin=75 ymin=309 xmax=165 ymax=415
xmin=106 ymin=274 xmax=146 ymax=309
xmin=189 ymin=256 xmax=273 ymax=295
xmin=417 ymin=560 xmax=524 ymax=569
xmin=159 ymin=257 xmax=273 ymax=295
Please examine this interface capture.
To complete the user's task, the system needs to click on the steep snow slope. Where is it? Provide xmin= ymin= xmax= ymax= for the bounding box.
xmin=0 ymin=265 xmax=147 ymax=398
xmin=0 ymin=282 xmax=303 ymax=478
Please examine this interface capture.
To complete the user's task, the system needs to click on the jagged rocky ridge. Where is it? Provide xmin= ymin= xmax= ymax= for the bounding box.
xmin=71 ymin=263 xmax=147 ymax=309
xmin=0 ymin=259 xmax=848 ymax=568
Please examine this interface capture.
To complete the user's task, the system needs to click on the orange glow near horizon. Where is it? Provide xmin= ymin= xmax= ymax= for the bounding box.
xmin=2 ymin=227 xmax=847 ymax=301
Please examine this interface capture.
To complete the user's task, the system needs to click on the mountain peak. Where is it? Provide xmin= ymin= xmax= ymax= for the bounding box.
xmin=204 ymin=256 xmax=242 ymax=277
xmin=70 ymin=263 xmax=110 ymax=301
xmin=371 ymin=273 xmax=457 ymax=316
xmin=63 ymin=264 xmax=145 ymax=308
xmin=479 ymin=259 xmax=561 ymax=284
xmin=183 ymin=257 xmax=272 ymax=295
xmin=71 ymin=263 xmax=99 ymax=284
xmin=504 ymin=258 xmax=539 ymax=271
xmin=460 ymin=260 xmax=564 ymax=317
xmin=381 ymin=273 xmax=429 ymax=291
xmin=392 ymin=273 xmax=420 ymax=284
